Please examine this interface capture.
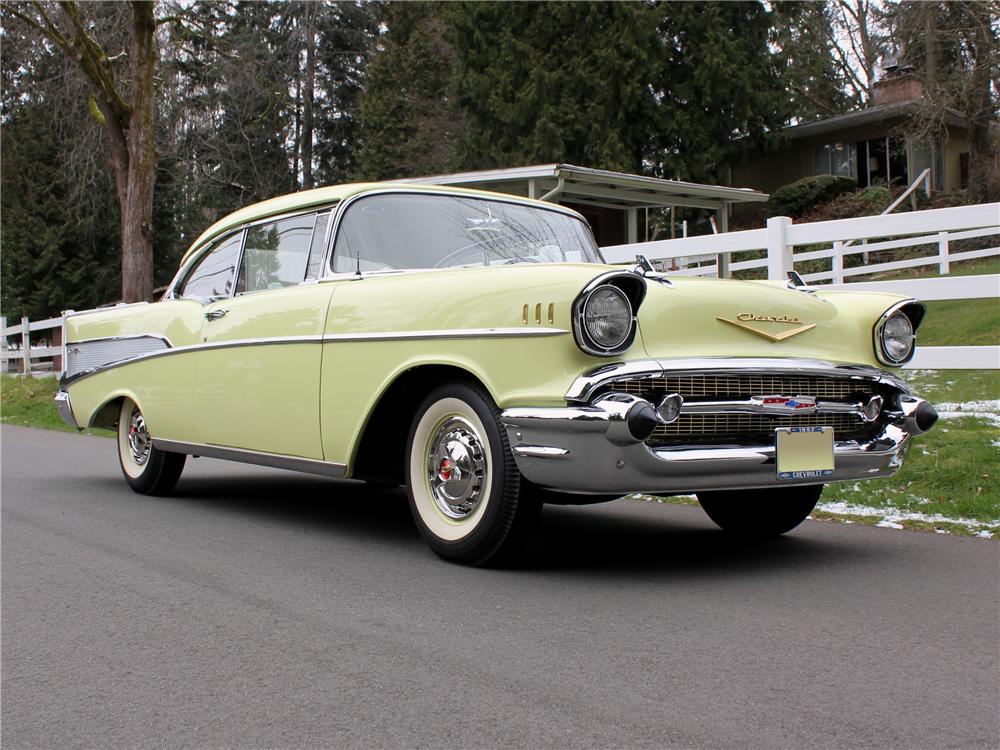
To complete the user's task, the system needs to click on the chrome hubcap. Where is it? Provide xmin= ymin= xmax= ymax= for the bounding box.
xmin=426 ymin=417 xmax=487 ymax=519
xmin=126 ymin=407 xmax=151 ymax=466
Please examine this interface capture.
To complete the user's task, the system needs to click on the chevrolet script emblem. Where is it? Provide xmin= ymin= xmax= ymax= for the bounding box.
xmin=716 ymin=313 xmax=816 ymax=342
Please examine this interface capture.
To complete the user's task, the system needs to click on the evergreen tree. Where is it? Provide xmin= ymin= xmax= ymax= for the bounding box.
xmin=650 ymin=1 xmax=789 ymax=182
xmin=446 ymin=1 xmax=659 ymax=172
xmin=356 ymin=2 xmax=464 ymax=179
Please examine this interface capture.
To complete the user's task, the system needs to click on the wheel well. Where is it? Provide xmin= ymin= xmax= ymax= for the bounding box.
xmin=351 ymin=365 xmax=486 ymax=484
xmin=90 ymin=396 xmax=125 ymax=430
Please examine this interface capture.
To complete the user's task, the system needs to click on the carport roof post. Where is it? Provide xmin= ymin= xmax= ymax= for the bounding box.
xmin=396 ymin=163 xmax=768 ymax=243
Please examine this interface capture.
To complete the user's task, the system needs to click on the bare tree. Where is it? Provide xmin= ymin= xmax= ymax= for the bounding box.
xmin=4 ymin=1 xmax=160 ymax=303
xmin=827 ymin=0 xmax=890 ymax=106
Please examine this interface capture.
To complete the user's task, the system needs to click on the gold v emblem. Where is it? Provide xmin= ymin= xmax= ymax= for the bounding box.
xmin=716 ymin=317 xmax=817 ymax=342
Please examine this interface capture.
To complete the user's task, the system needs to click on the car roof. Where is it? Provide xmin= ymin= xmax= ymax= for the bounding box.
xmin=180 ymin=182 xmax=584 ymax=265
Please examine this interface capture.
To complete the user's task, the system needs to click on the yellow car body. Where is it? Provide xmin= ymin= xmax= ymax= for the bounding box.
xmin=55 ymin=182 xmax=937 ymax=560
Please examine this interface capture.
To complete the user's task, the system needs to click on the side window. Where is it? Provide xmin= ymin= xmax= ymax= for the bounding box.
xmin=179 ymin=232 xmax=243 ymax=300
xmin=237 ymin=214 xmax=315 ymax=294
xmin=305 ymin=211 xmax=331 ymax=281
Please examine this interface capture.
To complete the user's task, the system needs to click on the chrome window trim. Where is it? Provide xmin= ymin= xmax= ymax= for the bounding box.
xmin=321 ymin=188 xmax=600 ymax=279
xmin=166 ymin=227 xmax=246 ymax=302
xmin=873 ymin=299 xmax=922 ymax=367
xmin=152 ymin=439 xmax=347 ymax=478
xmin=168 ymin=203 xmax=342 ymax=301
xmin=565 ymin=358 xmax=910 ymax=403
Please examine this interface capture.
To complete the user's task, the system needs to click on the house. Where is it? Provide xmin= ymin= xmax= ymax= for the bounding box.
xmin=399 ymin=163 xmax=767 ymax=247
xmin=731 ymin=68 xmax=974 ymax=196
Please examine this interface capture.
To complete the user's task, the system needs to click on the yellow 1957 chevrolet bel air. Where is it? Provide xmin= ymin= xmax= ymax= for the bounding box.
xmin=55 ymin=183 xmax=938 ymax=564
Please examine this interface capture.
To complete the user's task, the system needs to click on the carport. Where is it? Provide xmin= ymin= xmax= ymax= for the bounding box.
xmin=398 ymin=163 xmax=768 ymax=250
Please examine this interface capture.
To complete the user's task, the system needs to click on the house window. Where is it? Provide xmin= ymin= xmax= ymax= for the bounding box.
xmin=856 ymin=136 xmax=909 ymax=187
xmin=811 ymin=143 xmax=856 ymax=178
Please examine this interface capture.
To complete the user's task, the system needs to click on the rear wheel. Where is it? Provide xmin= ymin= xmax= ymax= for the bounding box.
xmin=697 ymin=485 xmax=822 ymax=538
xmin=117 ymin=399 xmax=185 ymax=495
xmin=405 ymin=383 xmax=539 ymax=565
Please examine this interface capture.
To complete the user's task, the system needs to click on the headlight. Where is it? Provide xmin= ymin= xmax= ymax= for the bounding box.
xmin=583 ymin=286 xmax=632 ymax=349
xmin=572 ymin=272 xmax=645 ymax=356
xmin=881 ymin=313 xmax=913 ymax=362
xmin=874 ymin=302 xmax=923 ymax=365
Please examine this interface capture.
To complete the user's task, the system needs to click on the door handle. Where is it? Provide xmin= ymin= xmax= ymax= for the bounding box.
xmin=205 ymin=309 xmax=228 ymax=321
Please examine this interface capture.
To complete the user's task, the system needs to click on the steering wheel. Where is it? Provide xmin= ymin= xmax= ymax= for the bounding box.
xmin=433 ymin=238 xmax=541 ymax=268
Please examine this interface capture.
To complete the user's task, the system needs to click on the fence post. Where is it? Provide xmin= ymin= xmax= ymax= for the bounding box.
xmin=21 ymin=316 xmax=30 ymax=376
xmin=832 ymin=241 xmax=844 ymax=284
xmin=766 ymin=216 xmax=792 ymax=280
xmin=60 ymin=315 xmax=67 ymax=378
xmin=938 ymin=231 xmax=950 ymax=275
xmin=0 ymin=316 xmax=6 ymax=375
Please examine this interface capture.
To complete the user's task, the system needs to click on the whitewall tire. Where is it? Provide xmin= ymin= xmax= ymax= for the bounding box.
xmin=405 ymin=383 xmax=539 ymax=565
xmin=116 ymin=398 xmax=185 ymax=495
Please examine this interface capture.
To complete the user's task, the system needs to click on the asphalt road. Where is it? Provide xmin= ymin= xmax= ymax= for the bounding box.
xmin=2 ymin=425 xmax=997 ymax=749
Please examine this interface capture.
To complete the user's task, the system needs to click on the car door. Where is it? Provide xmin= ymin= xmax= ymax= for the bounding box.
xmin=194 ymin=210 xmax=335 ymax=459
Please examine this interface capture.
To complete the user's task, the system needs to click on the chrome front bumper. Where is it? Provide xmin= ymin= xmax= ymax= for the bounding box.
xmin=501 ymin=371 xmax=936 ymax=495
xmin=54 ymin=389 xmax=81 ymax=430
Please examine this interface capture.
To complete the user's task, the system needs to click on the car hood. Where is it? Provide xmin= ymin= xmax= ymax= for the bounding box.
xmin=635 ymin=276 xmax=912 ymax=369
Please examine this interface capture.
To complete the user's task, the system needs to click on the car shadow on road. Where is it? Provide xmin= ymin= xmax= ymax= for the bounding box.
xmin=163 ymin=469 xmax=875 ymax=579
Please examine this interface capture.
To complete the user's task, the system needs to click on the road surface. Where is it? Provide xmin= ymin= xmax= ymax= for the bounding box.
xmin=2 ymin=425 xmax=997 ymax=748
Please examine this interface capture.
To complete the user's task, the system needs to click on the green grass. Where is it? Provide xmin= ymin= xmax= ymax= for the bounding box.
xmin=864 ymin=257 xmax=1000 ymax=347
xmin=0 ymin=375 xmax=108 ymax=437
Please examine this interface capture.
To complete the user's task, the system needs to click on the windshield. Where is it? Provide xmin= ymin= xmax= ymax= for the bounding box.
xmin=330 ymin=193 xmax=602 ymax=273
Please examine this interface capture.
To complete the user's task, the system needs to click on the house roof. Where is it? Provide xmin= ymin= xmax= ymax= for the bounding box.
xmin=784 ymin=102 xmax=968 ymax=140
xmin=397 ymin=163 xmax=768 ymax=211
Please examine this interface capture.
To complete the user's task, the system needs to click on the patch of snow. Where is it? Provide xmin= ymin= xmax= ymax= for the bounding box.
xmin=934 ymin=528 xmax=951 ymax=534
xmin=935 ymin=400 xmax=1000 ymax=428
xmin=876 ymin=520 xmax=904 ymax=529
xmin=976 ymin=530 xmax=995 ymax=539
xmin=816 ymin=501 xmax=1000 ymax=531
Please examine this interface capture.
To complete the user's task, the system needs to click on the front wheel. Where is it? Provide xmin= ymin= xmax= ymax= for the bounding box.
xmin=697 ymin=485 xmax=822 ymax=538
xmin=405 ymin=383 xmax=539 ymax=565
xmin=117 ymin=398 xmax=186 ymax=495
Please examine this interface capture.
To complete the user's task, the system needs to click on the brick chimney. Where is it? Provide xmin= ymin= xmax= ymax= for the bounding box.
xmin=872 ymin=71 xmax=923 ymax=107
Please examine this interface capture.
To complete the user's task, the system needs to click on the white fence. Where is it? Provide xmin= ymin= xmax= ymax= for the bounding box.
xmin=1 ymin=316 xmax=66 ymax=376
xmin=603 ymin=202 xmax=1000 ymax=369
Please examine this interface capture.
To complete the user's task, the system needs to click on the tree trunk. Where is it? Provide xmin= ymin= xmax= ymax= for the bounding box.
xmin=121 ymin=2 xmax=157 ymax=303
xmin=301 ymin=4 xmax=315 ymax=190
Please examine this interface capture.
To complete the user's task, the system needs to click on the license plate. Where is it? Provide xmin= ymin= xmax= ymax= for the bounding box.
xmin=775 ymin=426 xmax=834 ymax=480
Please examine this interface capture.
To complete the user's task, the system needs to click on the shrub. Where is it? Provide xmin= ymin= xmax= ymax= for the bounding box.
xmin=766 ymin=175 xmax=857 ymax=218
xmin=799 ymin=184 xmax=894 ymax=222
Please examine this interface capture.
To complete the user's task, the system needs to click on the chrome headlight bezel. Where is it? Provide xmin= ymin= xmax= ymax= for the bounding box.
xmin=873 ymin=300 xmax=925 ymax=366
xmin=572 ymin=271 xmax=646 ymax=357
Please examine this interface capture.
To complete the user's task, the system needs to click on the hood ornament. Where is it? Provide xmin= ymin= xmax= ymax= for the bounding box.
xmin=716 ymin=313 xmax=816 ymax=342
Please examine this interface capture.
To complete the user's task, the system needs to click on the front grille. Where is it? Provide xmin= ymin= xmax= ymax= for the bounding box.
xmin=602 ymin=372 xmax=886 ymax=446
xmin=614 ymin=374 xmax=869 ymax=401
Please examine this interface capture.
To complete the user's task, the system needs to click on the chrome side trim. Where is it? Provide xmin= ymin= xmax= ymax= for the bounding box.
xmin=513 ymin=445 xmax=570 ymax=458
xmin=323 ymin=327 xmax=568 ymax=342
xmin=54 ymin=390 xmax=80 ymax=430
xmin=66 ymin=335 xmax=173 ymax=380
xmin=152 ymin=439 xmax=347 ymax=478
xmin=565 ymin=358 xmax=910 ymax=402
xmin=62 ymin=328 xmax=568 ymax=386
xmin=61 ymin=335 xmax=325 ymax=386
